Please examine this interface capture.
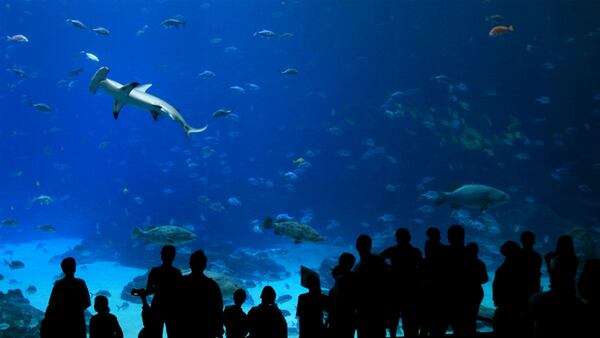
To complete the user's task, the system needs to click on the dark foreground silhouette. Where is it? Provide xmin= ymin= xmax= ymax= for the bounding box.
xmin=42 ymin=227 xmax=599 ymax=338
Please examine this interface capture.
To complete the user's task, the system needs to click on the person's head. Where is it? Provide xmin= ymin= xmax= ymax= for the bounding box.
xmin=61 ymin=257 xmax=76 ymax=277
xmin=189 ymin=250 xmax=207 ymax=272
xmin=556 ymin=235 xmax=575 ymax=257
xmin=500 ymin=240 xmax=521 ymax=259
xmin=338 ymin=252 xmax=356 ymax=272
xmin=448 ymin=225 xmax=465 ymax=246
xmin=305 ymin=273 xmax=321 ymax=293
xmin=521 ymin=231 xmax=536 ymax=249
xmin=260 ymin=286 xmax=276 ymax=305
xmin=94 ymin=295 xmax=109 ymax=314
xmin=426 ymin=227 xmax=441 ymax=242
xmin=356 ymin=234 xmax=372 ymax=258
xmin=233 ymin=288 xmax=247 ymax=306
xmin=466 ymin=242 xmax=479 ymax=257
xmin=395 ymin=228 xmax=411 ymax=246
xmin=161 ymin=245 xmax=176 ymax=265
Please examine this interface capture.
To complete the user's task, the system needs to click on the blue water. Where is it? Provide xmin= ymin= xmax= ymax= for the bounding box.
xmin=1 ymin=0 xmax=599 ymax=334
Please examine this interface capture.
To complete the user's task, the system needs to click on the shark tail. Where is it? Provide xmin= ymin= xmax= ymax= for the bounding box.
xmin=184 ymin=124 xmax=208 ymax=137
xmin=132 ymin=226 xmax=143 ymax=239
xmin=89 ymin=66 xmax=110 ymax=93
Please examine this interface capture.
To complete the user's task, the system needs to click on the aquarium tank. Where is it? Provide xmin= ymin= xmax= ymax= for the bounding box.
xmin=1 ymin=0 xmax=599 ymax=337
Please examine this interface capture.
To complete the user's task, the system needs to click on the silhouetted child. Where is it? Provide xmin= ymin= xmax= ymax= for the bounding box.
xmin=89 ymin=295 xmax=124 ymax=338
xmin=297 ymin=274 xmax=328 ymax=338
xmin=223 ymin=289 xmax=248 ymax=338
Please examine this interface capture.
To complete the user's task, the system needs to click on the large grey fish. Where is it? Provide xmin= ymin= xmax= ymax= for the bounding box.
xmin=132 ymin=225 xmax=197 ymax=245
xmin=436 ymin=184 xmax=509 ymax=211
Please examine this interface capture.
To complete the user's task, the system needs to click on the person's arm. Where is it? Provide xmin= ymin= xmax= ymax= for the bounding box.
xmin=81 ymin=281 xmax=91 ymax=310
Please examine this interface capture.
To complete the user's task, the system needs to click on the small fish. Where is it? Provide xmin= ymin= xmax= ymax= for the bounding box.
xmin=212 ymin=108 xmax=233 ymax=118
xmin=116 ymin=302 xmax=129 ymax=311
xmin=489 ymin=25 xmax=514 ymax=37
xmin=1 ymin=218 xmax=18 ymax=226
xmin=68 ymin=67 xmax=84 ymax=77
xmin=0 ymin=323 xmax=10 ymax=331
xmin=280 ymin=32 xmax=294 ymax=39
xmin=246 ymin=83 xmax=261 ymax=91
xmin=7 ymin=66 xmax=28 ymax=78
xmin=254 ymin=29 xmax=276 ymax=38
xmin=37 ymin=224 xmax=57 ymax=232
xmin=536 ymin=96 xmax=551 ymax=104
xmin=485 ymin=14 xmax=504 ymax=24
xmin=4 ymin=260 xmax=25 ymax=270
xmin=227 ymin=197 xmax=241 ymax=207
xmin=26 ymin=285 xmax=37 ymax=294
xmin=92 ymin=27 xmax=110 ymax=35
xmin=277 ymin=294 xmax=293 ymax=304
xmin=81 ymin=51 xmax=99 ymax=62
xmin=223 ymin=46 xmax=239 ymax=53
xmin=161 ymin=18 xmax=186 ymax=28
xmin=514 ymin=152 xmax=531 ymax=160
xmin=6 ymin=34 xmax=29 ymax=43
xmin=29 ymin=101 xmax=53 ymax=113
xmin=229 ymin=85 xmax=246 ymax=94
xmin=198 ymin=70 xmax=215 ymax=79
xmin=66 ymin=18 xmax=87 ymax=30
xmin=281 ymin=68 xmax=299 ymax=76
xmin=292 ymin=157 xmax=305 ymax=165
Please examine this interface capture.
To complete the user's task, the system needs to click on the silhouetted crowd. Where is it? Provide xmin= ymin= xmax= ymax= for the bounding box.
xmin=40 ymin=225 xmax=600 ymax=338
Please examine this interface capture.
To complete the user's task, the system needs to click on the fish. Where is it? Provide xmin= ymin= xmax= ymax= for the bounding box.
xmin=29 ymin=101 xmax=53 ymax=113
xmin=229 ymin=85 xmax=246 ymax=94
xmin=536 ymin=96 xmax=551 ymax=104
xmin=281 ymin=68 xmax=299 ymax=76
xmin=263 ymin=217 xmax=325 ymax=244
xmin=489 ymin=25 xmax=514 ymax=37
xmin=212 ymin=108 xmax=234 ymax=118
xmin=293 ymin=157 xmax=305 ymax=165
xmin=1 ymin=218 xmax=18 ymax=226
xmin=7 ymin=66 xmax=28 ymax=78
xmin=116 ymin=302 xmax=129 ymax=311
xmin=277 ymin=294 xmax=293 ymax=304
xmin=132 ymin=225 xmax=198 ymax=245
xmin=435 ymin=184 xmax=509 ymax=211
xmin=6 ymin=34 xmax=29 ymax=43
xmin=68 ymin=67 xmax=84 ymax=77
xmin=92 ymin=27 xmax=110 ymax=35
xmin=227 ymin=197 xmax=241 ymax=207
xmin=0 ymin=323 xmax=10 ymax=331
xmin=26 ymin=285 xmax=37 ymax=294
xmin=82 ymin=51 xmax=100 ymax=62
xmin=89 ymin=66 xmax=207 ymax=137
xmin=254 ymin=29 xmax=276 ymax=38
xmin=161 ymin=18 xmax=186 ymax=28
xmin=198 ymin=70 xmax=215 ymax=79
xmin=66 ymin=19 xmax=87 ymax=30
xmin=37 ymin=224 xmax=57 ymax=232
xmin=485 ymin=14 xmax=504 ymax=23
xmin=4 ymin=260 xmax=25 ymax=269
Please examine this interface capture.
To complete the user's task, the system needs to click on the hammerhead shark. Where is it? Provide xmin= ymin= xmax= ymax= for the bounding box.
xmin=89 ymin=66 xmax=207 ymax=136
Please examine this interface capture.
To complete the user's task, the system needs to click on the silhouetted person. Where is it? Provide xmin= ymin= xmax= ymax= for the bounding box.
xmin=297 ymin=274 xmax=328 ymax=338
xmin=146 ymin=245 xmax=182 ymax=337
xmin=530 ymin=235 xmax=583 ymax=338
xmin=578 ymin=259 xmax=600 ymax=338
xmin=520 ymin=231 xmax=543 ymax=299
xmin=90 ymin=295 xmax=124 ymax=338
xmin=42 ymin=257 xmax=91 ymax=338
xmin=353 ymin=234 xmax=388 ymax=338
xmin=247 ymin=286 xmax=287 ymax=338
xmin=445 ymin=225 xmax=470 ymax=337
xmin=177 ymin=250 xmax=224 ymax=337
xmin=328 ymin=252 xmax=356 ymax=338
xmin=464 ymin=242 xmax=488 ymax=337
xmin=421 ymin=226 xmax=447 ymax=337
xmin=493 ymin=240 xmax=527 ymax=338
xmin=381 ymin=228 xmax=423 ymax=338
xmin=223 ymin=289 xmax=248 ymax=338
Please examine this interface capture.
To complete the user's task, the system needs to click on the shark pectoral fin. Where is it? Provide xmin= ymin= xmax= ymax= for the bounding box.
xmin=150 ymin=105 xmax=163 ymax=121
xmin=113 ymin=100 xmax=125 ymax=119
xmin=120 ymin=82 xmax=140 ymax=95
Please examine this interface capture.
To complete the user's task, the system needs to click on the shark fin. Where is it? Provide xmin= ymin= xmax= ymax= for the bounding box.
xmin=184 ymin=124 xmax=208 ymax=137
xmin=120 ymin=82 xmax=140 ymax=95
xmin=136 ymin=84 xmax=152 ymax=93
xmin=113 ymin=100 xmax=125 ymax=119
xmin=151 ymin=105 xmax=163 ymax=121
